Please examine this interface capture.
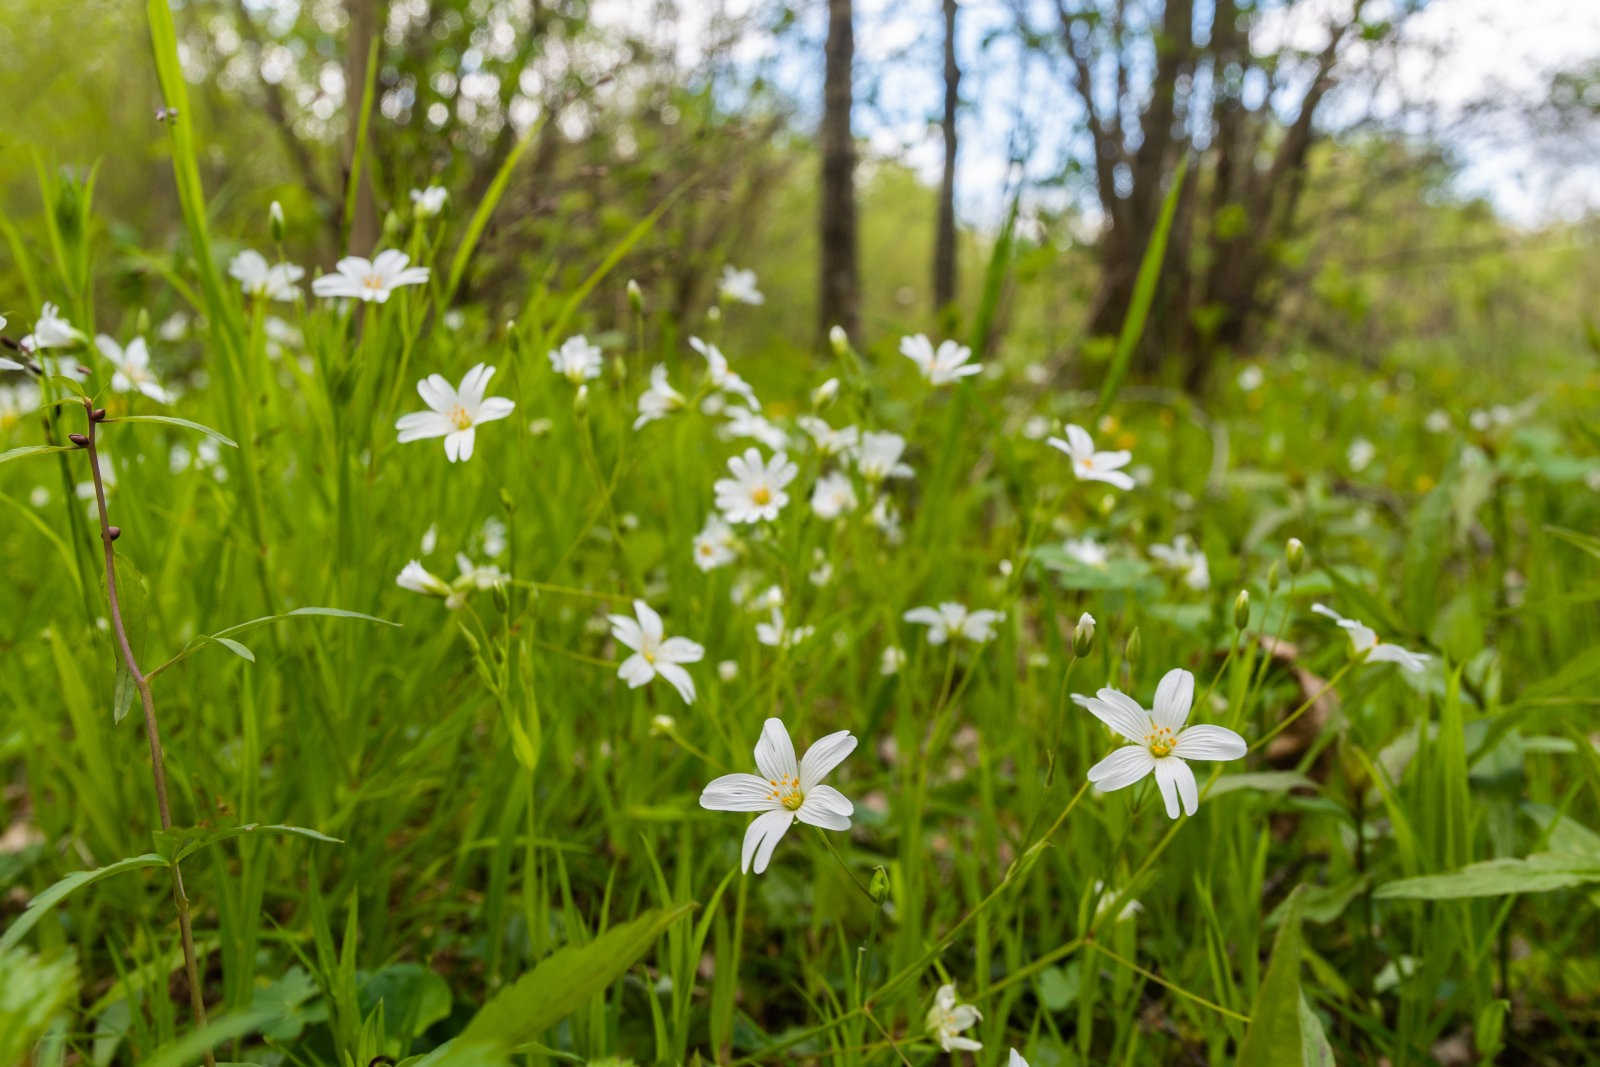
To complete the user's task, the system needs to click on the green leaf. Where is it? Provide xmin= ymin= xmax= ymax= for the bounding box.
xmin=1374 ymin=852 xmax=1600 ymax=900
xmin=1545 ymin=524 xmax=1600 ymax=563
xmin=1236 ymin=885 xmax=1305 ymax=1067
xmin=1298 ymin=991 xmax=1335 ymax=1067
xmin=1268 ymin=874 xmax=1371 ymax=927
xmin=211 ymin=636 xmax=255 ymax=662
xmin=103 ymin=414 xmax=237 ymax=448
xmin=1210 ymin=772 xmax=1318 ymax=797
xmin=0 ymin=444 xmax=77 ymax=467
xmin=358 ymin=963 xmax=452 ymax=1044
xmin=0 ymin=854 xmax=168 ymax=952
xmin=113 ymin=668 xmax=137 ymax=725
xmin=460 ymin=903 xmax=693 ymax=1047
xmin=142 ymin=1008 xmax=280 ymax=1067
xmin=1402 ymin=459 xmax=1455 ymax=632
xmin=1098 ymin=154 xmax=1188 ymax=414
xmin=282 ymin=606 xmax=400 ymax=626
xmin=153 ymin=824 xmax=343 ymax=865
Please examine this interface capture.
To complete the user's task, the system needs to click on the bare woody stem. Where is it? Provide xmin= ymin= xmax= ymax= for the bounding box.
xmin=79 ymin=399 xmax=215 ymax=1067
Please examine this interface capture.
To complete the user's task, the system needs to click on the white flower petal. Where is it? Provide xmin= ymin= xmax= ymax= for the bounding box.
xmin=740 ymin=809 xmax=794 ymax=874
xmin=1171 ymin=724 xmax=1247 ymax=762
xmin=1151 ymin=668 xmax=1195 ymax=731
xmin=1152 ymin=758 xmax=1191 ymax=819
xmin=754 ymin=717 xmax=799 ymax=782
xmin=655 ymin=661 xmax=697 ymax=705
xmin=1086 ymin=745 xmax=1156 ymax=792
xmin=617 ymin=653 xmax=654 ymax=688
xmin=1073 ymin=689 xmax=1149 ymax=742
xmin=799 ymin=730 xmax=857 ymax=789
xmin=699 ymin=773 xmax=780 ymax=812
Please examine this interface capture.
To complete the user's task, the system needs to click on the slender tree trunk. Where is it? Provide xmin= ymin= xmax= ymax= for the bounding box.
xmin=343 ymin=0 xmax=380 ymax=254
xmin=819 ymin=0 xmax=859 ymax=342
xmin=932 ymin=0 xmax=960 ymax=313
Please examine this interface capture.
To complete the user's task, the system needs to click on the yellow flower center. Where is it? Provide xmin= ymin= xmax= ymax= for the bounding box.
xmin=768 ymin=775 xmax=803 ymax=811
xmin=1146 ymin=725 xmax=1176 ymax=758
xmin=751 ymin=485 xmax=772 ymax=506
xmin=448 ymin=405 xmax=473 ymax=430
xmin=362 ymin=273 xmax=386 ymax=293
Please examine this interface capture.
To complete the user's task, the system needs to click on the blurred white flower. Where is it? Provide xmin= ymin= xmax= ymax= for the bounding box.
xmin=1047 ymin=424 xmax=1134 ymax=490
xmin=1062 ymin=536 xmax=1108 ymax=567
xmin=1008 ymin=1051 xmax=1028 ymax=1067
xmin=755 ymin=605 xmax=813 ymax=649
xmin=1074 ymin=667 xmax=1247 ymax=818
xmin=796 ymin=415 xmax=858 ymax=457
xmin=717 ymin=660 xmax=739 ymax=682
xmin=869 ymin=495 xmax=904 ymax=544
xmin=634 ymin=364 xmax=685 ymax=429
xmin=394 ymin=363 xmax=515 ymax=462
xmin=693 ymin=513 xmax=738 ymax=571
xmin=722 ymin=405 xmax=788 ymax=450
xmin=690 ymin=336 xmax=759 ymax=408
xmin=903 ymin=602 xmax=1004 ymax=645
xmin=880 ymin=645 xmax=906 ymax=675
xmin=811 ymin=470 xmax=858 ymax=520
xmin=1021 ymin=415 xmax=1051 ymax=440
xmin=699 ymin=717 xmax=856 ymax=874
xmin=21 ymin=302 xmax=85 ymax=351
xmin=1236 ymin=364 xmax=1264 ymax=391
xmin=808 ymin=550 xmax=834 ymax=586
xmin=1347 ymin=437 xmax=1376 ymax=472
xmin=455 ymin=553 xmax=508 ymax=590
xmin=410 ymin=185 xmax=448 ymax=217
xmin=229 ymin=250 xmax=305 ymax=301
xmin=1149 ymin=534 xmax=1209 ymax=590
xmin=856 ymin=431 xmax=914 ymax=482
xmin=608 ymin=599 xmax=704 ymax=705
xmin=397 ymin=560 xmax=454 ymax=601
xmin=925 ymin=983 xmax=982 ymax=1052
xmin=1091 ymin=879 xmax=1143 ymax=923
xmin=548 ymin=335 xmax=603 ymax=385
xmin=714 ymin=447 xmax=797 ymax=524
xmin=900 ymin=334 xmax=982 ymax=386
xmin=157 ymin=311 xmax=190 ymax=341
xmin=718 ymin=265 xmax=764 ymax=306
xmin=312 ymin=250 xmax=429 ymax=302
xmin=29 ymin=485 xmax=50 ymax=508
xmin=1311 ymin=604 xmax=1429 ymax=673
xmin=812 ymin=376 xmax=840 ymax=406
xmin=481 ymin=516 xmax=508 ymax=558
xmin=1424 ymin=409 xmax=1451 ymax=434
xmin=420 ymin=523 xmax=438 ymax=555
xmin=95 ymin=335 xmax=173 ymax=404
xmin=0 ymin=383 xmax=41 ymax=429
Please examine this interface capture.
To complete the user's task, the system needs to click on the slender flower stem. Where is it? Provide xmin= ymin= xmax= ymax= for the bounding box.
xmin=79 ymin=400 xmax=214 ymax=1067
xmin=1087 ymin=940 xmax=1251 ymax=1023
xmin=1250 ymin=658 xmax=1357 ymax=754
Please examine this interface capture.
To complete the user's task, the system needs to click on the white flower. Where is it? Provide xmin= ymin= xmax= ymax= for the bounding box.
xmin=1236 ymin=365 xmax=1264 ymax=391
xmin=808 ymin=550 xmax=834 ymax=586
xmin=1062 ymin=536 xmax=1108 ymax=567
xmin=397 ymin=560 xmax=453 ymax=599
xmin=856 ymin=431 xmax=914 ymax=482
xmin=1047 ymin=424 xmax=1134 ymax=490
xmin=0 ymin=383 xmax=41 ymax=429
xmin=924 ymin=984 xmax=982 ymax=1052
xmin=693 ymin=513 xmax=738 ymax=571
xmin=869 ymin=495 xmax=904 ymax=544
xmin=698 ymin=717 xmax=856 ymax=874
xmin=420 ymin=524 xmax=438 ymax=555
xmin=21 ymin=302 xmax=84 ymax=351
xmin=1091 ymin=879 xmax=1143 ymax=923
xmin=312 ymin=250 xmax=430 ymax=302
xmin=1424 ymin=409 xmax=1451 ymax=434
xmin=634 ymin=364 xmax=685 ymax=429
xmin=880 ymin=645 xmax=906 ymax=675
xmin=157 ymin=312 xmax=190 ymax=341
xmin=713 ymin=447 xmax=797 ymax=524
xmin=717 ymin=660 xmax=739 ymax=682
xmin=1311 ymin=604 xmax=1429 ymax=673
xmin=95 ymin=335 xmax=173 ymax=403
xmin=690 ymin=337 xmax=759 ymax=408
xmin=717 ymin=265 xmax=764 ymax=306
xmin=903 ymin=602 xmax=1004 ymax=645
xmin=1073 ymin=667 xmax=1247 ymax=819
xmin=229 ymin=250 xmax=305 ymax=301
xmin=1347 ymin=437 xmax=1376 ymax=472
xmin=455 ymin=553 xmax=508 ymax=590
xmin=1149 ymin=534 xmax=1209 ymax=590
xmin=548 ymin=335 xmax=603 ymax=385
xmin=756 ymin=606 xmax=813 ymax=649
xmin=394 ymin=363 xmax=516 ymax=462
xmin=900 ymin=334 xmax=982 ymax=386
xmin=1008 ymin=1051 xmax=1029 ymax=1067
xmin=1021 ymin=415 xmax=1051 ymax=440
xmin=722 ymin=405 xmax=788 ymax=450
xmin=812 ymin=376 xmax=840 ymax=406
xmin=797 ymin=415 xmax=858 ymax=457
xmin=481 ymin=516 xmax=508 ymax=558
xmin=410 ymin=185 xmax=448 ymax=217
xmin=0 ymin=314 xmax=16 ymax=370
xmin=608 ymin=599 xmax=704 ymax=704
xmin=811 ymin=470 xmax=858 ymax=520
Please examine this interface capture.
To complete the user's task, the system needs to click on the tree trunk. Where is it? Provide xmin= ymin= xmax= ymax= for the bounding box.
xmin=932 ymin=0 xmax=959 ymax=313
xmin=819 ymin=0 xmax=859 ymax=342
xmin=343 ymin=0 xmax=380 ymax=255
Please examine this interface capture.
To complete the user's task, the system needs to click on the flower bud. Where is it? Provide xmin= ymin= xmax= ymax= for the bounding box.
xmin=1124 ymin=627 xmax=1141 ymax=665
xmin=812 ymin=377 xmax=840 ymax=408
xmin=705 ymin=305 xmax=721 ymax=323
xmin=573 ymin=383 xmax=589 ymax=417
xmin=627 ymin=278 xmax=643 ymax=312
xmin=490 ymin=582 xmax=510 ymax=614
xmin=107 ymin=525 xmax=122 ymax=541
xmin=1233 ymin=589 xmax=1251 ymax=630
xmin=1073 ymin=612 xmax=1095 ymax=657
xmin=91 ymin=408 xmax=107 ymax=422
xmin=135 ymin=308 xmax=150 ymax=337
xmin=1267 ymin=560 xmax=1280 ymax=594
xmin=650 ymin=713 xmax=676 ymax=736
xmin=68 ymin=433 xmax=88 ymax=447
xmin=1286 ymin=537 xmax=1306 ymax=575
xmin=869 ymin=865 xmax=891 ymax=905
xmin=269 ymin=200 xmax=285 ymax=242
xmin=828 ymin=324 xmax=849 ymax=357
